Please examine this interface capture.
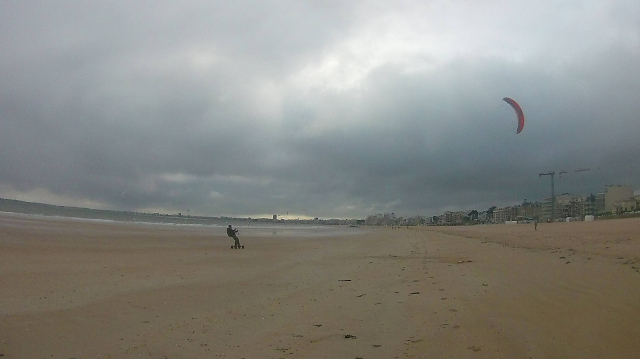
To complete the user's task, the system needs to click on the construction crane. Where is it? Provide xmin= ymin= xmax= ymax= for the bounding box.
xmin=539 ymin=171 xmax=556 ymax=220
xmin=540 ymin=168 xmax=592 ymax=221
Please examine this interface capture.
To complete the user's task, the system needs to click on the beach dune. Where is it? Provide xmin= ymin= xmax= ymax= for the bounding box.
xmin=1 ymin=213 xmax=640 ymax=358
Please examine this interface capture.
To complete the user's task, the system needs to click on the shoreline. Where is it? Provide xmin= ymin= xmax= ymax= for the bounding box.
xmin=0 ymin=211 xmax=369 ymax=238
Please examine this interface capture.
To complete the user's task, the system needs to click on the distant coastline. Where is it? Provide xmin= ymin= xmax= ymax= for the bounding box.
xmin=0 ymin=198 xmax=363 ymax=227
xmin=0 ymin=198 xmax=249 ymax=226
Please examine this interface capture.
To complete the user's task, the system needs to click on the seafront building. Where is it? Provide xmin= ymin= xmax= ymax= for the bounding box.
xmin=540 ymin=194 xmax=587 ymax=221
xmin=536 ymin=185 xmax=635 ymax=221
xmin=490 ymin=201 xmax=542 ymax=223
xmin=596 ymin=185 xmax=634 ymax=214
xmin=492 ymin=206 xmax=514 ymax=223
xmin=365 ymin=184 xmax=637 ymax=226
xmin=515 ymin=201 xmax=542 ymax=220
xmin=365 ymin=213 xmax=398 ymax=226
xmin=613 ymin=195 xmax=640 ymax=213
xmin=442 ymin=211 xmax=464 ymax=225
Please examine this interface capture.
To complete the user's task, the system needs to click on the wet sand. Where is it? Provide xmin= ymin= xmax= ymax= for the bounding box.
xmin=1 ymin=213 xmax=640 ymax=358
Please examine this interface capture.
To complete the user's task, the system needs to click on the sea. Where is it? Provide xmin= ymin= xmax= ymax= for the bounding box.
xmin=0 ymin=199 xmax=368 ymax=238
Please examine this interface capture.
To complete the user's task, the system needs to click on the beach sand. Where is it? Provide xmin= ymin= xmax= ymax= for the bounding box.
xmin=1 ymin=213 xmax=640 ymax=358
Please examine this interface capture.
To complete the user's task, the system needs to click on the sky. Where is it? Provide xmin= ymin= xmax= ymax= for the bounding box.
xmin=1 ymin=1 xmax=639 ymax=219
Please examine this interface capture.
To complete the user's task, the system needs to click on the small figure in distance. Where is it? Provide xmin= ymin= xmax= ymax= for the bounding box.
xmin=534 ymin=220 xmax=538 ymax=231
xmin=227 ymin=225 xmax=241 ymax=248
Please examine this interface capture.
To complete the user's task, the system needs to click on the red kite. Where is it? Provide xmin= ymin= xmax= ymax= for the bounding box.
xmin=502 ymin=97 xmax=525 ymax=134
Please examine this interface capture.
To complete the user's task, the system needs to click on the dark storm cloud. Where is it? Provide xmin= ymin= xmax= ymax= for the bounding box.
xmin=277 ymin=48 xmax=640 ymax=215
xmin=1 ymin=1 xmax=639 ymax=218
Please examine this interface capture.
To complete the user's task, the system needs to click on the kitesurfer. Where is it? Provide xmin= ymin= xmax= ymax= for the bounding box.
xmin=227 ymin=225 xmax=241 ymax=248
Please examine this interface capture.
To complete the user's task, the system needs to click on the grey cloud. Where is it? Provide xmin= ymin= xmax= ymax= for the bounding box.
xmin=1 ymin=1 xmax=639 ymax=218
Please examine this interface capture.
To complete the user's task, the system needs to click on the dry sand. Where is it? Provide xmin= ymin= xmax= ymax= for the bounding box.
xmin=1 ymin=213 xmax=640 ymax=358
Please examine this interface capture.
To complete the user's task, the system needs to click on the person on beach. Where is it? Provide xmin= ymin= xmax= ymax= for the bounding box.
xmin=227 ymin=225 xmax=241 ymax=248
xmin=534 ymin=220 xmax=538 ymax=231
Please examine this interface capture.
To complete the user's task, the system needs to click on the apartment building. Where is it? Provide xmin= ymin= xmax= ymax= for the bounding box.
xmin=614 ymin=195 xmax=640 ymax=213
xmin=540 ymin=194 xmax=588 ymax=220
xmin=514 ymin=201 xmax=542 ymax=220
xmin=493 ymin=206 xmax=514 ymax=223
xmin=596 ymin=185 xmax=634 ymax=214
xmin=439 ymin=211 xmax=464 ymax=225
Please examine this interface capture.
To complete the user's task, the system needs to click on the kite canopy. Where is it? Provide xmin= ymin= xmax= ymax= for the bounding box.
xmin=502 ymin=97 xmax=525 ymax=134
